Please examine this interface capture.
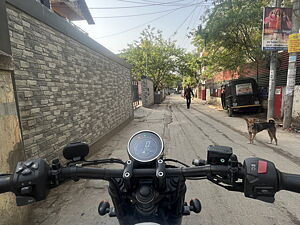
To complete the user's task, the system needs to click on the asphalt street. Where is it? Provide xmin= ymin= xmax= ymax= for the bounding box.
xmin=31 ymin=94 xmax=300 ymax=225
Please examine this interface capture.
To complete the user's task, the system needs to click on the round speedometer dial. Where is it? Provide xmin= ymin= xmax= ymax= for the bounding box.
xmin=128 ymin=130 xmax=164 ymax=163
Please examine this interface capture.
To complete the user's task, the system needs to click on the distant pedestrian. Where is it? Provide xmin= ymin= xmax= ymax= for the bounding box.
xmin=184 ymin=85 xmax=194 ymax=109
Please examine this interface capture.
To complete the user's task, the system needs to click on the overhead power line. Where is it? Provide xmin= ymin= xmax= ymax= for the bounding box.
xmin=89 ymin=0 xmax=191 ymax=9
xmin=92 ymin=2 xmax=209 ymax=18
xmin=92 ymin=8 xmax=181 ymax=19
xmin=114 ymin=0 xmax=184 ymax=5
xmin=94 ymin=3 xmax=201 ymax=39
xmin=181 ymin=4 xmax=208 ymax=48
xmin=115 ymin=0 xmax=156 ymax=4
xmin=139 ymin=0 xmax=178 ymax=3
xmin=180 ymin=6 xmax=198 ymax=47
xmin=169 ymin=5 xmax=198 ymax=38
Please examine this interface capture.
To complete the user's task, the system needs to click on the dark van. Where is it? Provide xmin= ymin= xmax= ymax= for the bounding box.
xmin=221 ymin=78 xmax=261 ymax=117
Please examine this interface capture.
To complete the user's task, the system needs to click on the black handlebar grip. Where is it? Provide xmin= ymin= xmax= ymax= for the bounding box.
xmin=279 ymin=172 xmax=300 ymax=194
xmin=0 ymin=175 xmax=12 ymax=194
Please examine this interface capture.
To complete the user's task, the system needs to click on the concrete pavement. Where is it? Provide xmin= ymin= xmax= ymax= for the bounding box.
xmin=190 ymin=96 xmax=300 ymax=169
xmin=30 ymin=94 xmax=300 ymax=225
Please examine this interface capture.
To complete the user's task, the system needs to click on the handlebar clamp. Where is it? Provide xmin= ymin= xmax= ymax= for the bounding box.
xmin=156 ymin=159 xmax=166 ymax=190
xmin=123 ymin=160 xmax=133 ymax=189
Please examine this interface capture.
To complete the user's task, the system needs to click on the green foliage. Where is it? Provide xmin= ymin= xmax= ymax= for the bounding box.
xmin=282 ymin=0 xmax=293 ymax=7
xmin=182 ymin=76 xmax=197 ymax=88
xmin=177 ymin=52 xmax=204 ymax=87
xmin=120 ymin=26 xmax=184 ymax=91
xmin=193 ymin=0 xmax=270 ymax=77
xmin=165 ymin=73 xmax=182 ymax=88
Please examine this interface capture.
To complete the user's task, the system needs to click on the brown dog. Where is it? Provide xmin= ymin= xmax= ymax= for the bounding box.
xmin=244 ymin=118 xmax=278 ymax=145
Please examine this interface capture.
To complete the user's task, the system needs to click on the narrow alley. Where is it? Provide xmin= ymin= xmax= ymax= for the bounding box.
xmin=31 ymin=95 xmax=300 ymax=225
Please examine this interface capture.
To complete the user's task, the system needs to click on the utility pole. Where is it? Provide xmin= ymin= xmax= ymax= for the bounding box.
xmin=283 ymin=0 xmax=300 ymax=129
xmin=267 ymin=52 xmax=277 ymax=119
xmin=146 ymin=52 xmax=148 ymax=77
xmin=267 ymin=0 xmax=283 ymax=120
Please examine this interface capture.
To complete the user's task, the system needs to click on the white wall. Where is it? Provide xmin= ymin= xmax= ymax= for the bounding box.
xmin=205 ymin=89 xmax=222 ymax=106
xmin=141 ymin=78 xmax=154 ymax=107
xmin=206 ymin=89 xmax=211 ymax=102
xmin=292 ymin=85 xmax=300 ymax=119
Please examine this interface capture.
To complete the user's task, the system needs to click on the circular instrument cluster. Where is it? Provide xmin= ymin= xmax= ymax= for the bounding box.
xmin=127 ymin=130 xmax=164 ymax=163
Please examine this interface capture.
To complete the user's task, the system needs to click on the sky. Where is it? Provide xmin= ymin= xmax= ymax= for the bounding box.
xmin=73 ymin=0 xmax=212 ymax=54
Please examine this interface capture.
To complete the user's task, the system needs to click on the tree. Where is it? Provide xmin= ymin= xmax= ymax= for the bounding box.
xmin=192 ymin=0 xmax=270 ymax=75
xmin=120 ymin=26 xmax=184 ymax=91
xmin=177 ymin=52 xmax=204 ymax=87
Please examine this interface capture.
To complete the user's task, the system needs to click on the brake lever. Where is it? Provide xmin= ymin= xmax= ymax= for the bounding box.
xmin=217 ymin=182 xmax=244 ymax=192
xmin=207 ymin=154 xmax=244 ymax=193
xmin=208 ymin=175 xmax=243 ymax=192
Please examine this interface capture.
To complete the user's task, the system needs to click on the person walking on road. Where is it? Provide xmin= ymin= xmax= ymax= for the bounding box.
xmin=184 ymin=85 xmax=194 ymax=109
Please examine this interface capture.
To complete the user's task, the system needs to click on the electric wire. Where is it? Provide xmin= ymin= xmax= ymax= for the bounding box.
xmin=186 ymin=6 xmax=197 ymax=31
xmin=192 ymin=5 xmax=205 ymax=31
xmin=94 ymin=3 xmax=202 ymax=39
xmin=92 ymin=2 xmax=198 ymax=19
xmin=169 ymin=4 xmax=198 ymax=40
xmin=115 ymin=0 xmax=186 ymax=6
xmin=115 ymin=0 xmax=158 ymax=4
xmin=180 ymin=7 xmax=197 ymax=47
xmin=89 ymin=0 xmax=188 ymax=9
xmin=164 ymin=159 xmax=190 ymax=167
xmin=181 ymin=5 xmax=204 ymax=48
xmin=67 ymin=158 xmax=125 ymax=166
xmin=81 ymin=159 xmax=125 ymax=166
xmin=139 ymin=0 xmax=181 ymax=3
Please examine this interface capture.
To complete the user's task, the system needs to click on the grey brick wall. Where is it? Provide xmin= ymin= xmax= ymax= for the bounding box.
xmin=141 ymin=77 xmax=154 ymax=108
xmin=6 ymin=5 xmax=133 ymax=159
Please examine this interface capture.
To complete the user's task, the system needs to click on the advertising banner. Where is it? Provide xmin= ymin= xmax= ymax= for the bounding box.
xmin=262 ymin=7 xmax=292 ymax=51
xmin=288 ymin=33 xmax=300 ymax=53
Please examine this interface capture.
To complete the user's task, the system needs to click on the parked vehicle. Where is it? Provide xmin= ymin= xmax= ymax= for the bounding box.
xmin=0 ymin=130 xmax=299 ymax=225
xmin=221 ymin=78 xmax=262 ymax=117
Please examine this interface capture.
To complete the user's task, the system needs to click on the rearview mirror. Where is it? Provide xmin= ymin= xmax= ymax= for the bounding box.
xmin=63 ymin=142 xmax=89 ymax=161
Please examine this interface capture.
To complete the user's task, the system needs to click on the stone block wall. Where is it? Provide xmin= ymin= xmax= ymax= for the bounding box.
xmin=5 ymin=2 xmax=133 ymax=160
xmin=141 ymin=77 xmax=154 ymax=108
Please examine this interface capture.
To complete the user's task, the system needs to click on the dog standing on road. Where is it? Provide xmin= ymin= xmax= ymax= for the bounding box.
xmin=244 ymin=118 xmax=278 ymax=145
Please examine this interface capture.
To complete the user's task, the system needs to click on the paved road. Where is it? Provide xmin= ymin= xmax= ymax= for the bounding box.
xmin=31 ymin=95 xmax=300 ymax=225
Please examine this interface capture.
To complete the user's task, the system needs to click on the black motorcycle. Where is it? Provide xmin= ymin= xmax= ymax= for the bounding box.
xmin=0 ymin=130 xmax=299 ymax=225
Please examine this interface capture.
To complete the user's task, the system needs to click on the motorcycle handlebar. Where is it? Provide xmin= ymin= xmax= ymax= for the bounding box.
xmin=0 ymin=165 xmax=233 ymax=195
xmin=0 ymin=175 xmax=12 ymax=193
xmin=61 ymin=167 xmax=124 ymax=179
xmin=60 ymin=165 xmax=230 ymax=179
xmin=279 ymin=171 xmax=300 ymax=194
xmin=0 ymin=159 xmax=299 ymax=204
